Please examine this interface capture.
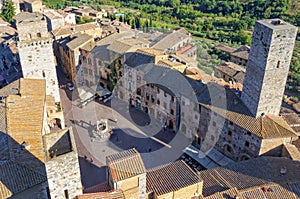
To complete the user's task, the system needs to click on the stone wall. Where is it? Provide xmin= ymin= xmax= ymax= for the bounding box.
xmin=241 ymin=19 xmax=298 ymax=117
xmin=17 ymin=17 xmax=60 ymax=102
xmin=18 ymin=39 xmax=60 ymax=102
xmin=198 ymin=107 xmax=262 ymax=161
xmin=16 ymin=17 xmax=48 ymax=41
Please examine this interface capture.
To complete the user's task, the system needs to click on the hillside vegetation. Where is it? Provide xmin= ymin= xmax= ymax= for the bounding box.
xmin=43 ymin=0 xmax=300 ymax=85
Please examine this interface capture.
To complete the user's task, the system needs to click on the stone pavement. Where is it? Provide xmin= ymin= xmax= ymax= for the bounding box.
xmin=58 ymin=67 xmax=192 ymax=187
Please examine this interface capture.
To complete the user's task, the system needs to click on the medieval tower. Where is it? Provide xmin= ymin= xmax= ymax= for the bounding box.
xmin=16 ymin=13 xmax=60 ymax=102
xmin=241 ymin=19 xmax=297 ymax=118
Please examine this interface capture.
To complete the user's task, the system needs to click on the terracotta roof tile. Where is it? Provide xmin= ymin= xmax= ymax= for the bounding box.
xmin=215 ymin=62 xmax=245 ymax=78
xmin=0 ymin=160 xmax=47 ymax=198
xmin=75 ymin=190 xmax=124 ymax=199
xmin=199 ymin=157 xmax=300 ymax=197
xmin=231 ymin=45 xmax=250 ymax=60
xmin=240 ymin=183 xmax=297 ymax=199
xmin=152 ymin=28 xmax=190 ymax=50
xmin=146 ymin=160 xmax=202 ymax=196
xmin=67 ymin=34 xmax=93 ymax=50
xmin=84 ymin=182 xmax=111 ymax=193
xmin=6 ymin=79 xmax=46 ymax=163
xmin=200 ymin=103 xmax=296 ymax=139
xmin=214 ymin=45 xmax=236 ymax=54
xmin=106 ymin=148 xmax=146 ymax=182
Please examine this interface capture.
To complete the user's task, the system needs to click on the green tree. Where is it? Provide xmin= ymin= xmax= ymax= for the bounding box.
xmin=1 ymin=0 xmax=15 ymax=22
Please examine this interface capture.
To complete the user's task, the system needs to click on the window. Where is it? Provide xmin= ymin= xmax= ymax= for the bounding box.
xmin=42 ymin=71 xmax=45 ymax=78
xmin=171 ymin=96 xmax=175 ymax=102
xmin=182 ymin=112 xmax=184 ymax=118
xmin=226 ymin=145 xmax=232 ymax=153
xmin=213 ymin=121 xmax=216 ymax=127
xmin=157 ymin=87 xmax=160 ymax=93
xmin=213 ymin=112 xmax=217 ymax=116
xmin=64 ymin=190 xmax=69 ymax=199
xmin=245 ymin=141 xmax=250 ymax=147
xmin=151 ymin=96 xmax=155 ymax=103
xmin=146 ymin=93 xmax=149 ymax=101
xmin=157 ymin=99 xmax=160 ymax=105
xmin=195 ymin=114 xmax=198 ymax=120
xmin=37 ymin=32 xmax=41 ymax=38
xmin=277 ymin=61 xmax=280 ymax=68
xmin=171 ymin=109 xmax=174 ymax=115
xmin=228 ymin=130 xmax=232 ymax=136
xmin=150 ymin=84 xmax=154 ymax=88
xmin=229 ymin=121 xmax=233 ymax=125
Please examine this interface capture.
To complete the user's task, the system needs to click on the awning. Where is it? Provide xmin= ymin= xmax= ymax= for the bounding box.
xmin=183 ymin=144 xmax=234 ymax=169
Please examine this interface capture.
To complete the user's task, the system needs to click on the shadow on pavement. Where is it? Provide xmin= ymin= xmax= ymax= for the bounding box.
xmin=78 ymin=156 xmax=107 ymax=190
xmin=108 ymin=127 xmax=176 ymax=154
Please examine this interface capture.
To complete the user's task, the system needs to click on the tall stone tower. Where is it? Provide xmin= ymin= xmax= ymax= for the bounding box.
xmin=16 ymin=12 xmax=60 ymax=102
xmin=241 ymin=19 xmax=297 ymax=117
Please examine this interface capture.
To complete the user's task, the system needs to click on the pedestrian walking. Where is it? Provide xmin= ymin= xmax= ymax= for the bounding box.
xmin=90 ymin=158 xmax=93 ymax=166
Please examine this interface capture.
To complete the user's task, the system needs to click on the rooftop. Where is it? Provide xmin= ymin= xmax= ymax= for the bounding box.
xmin=136 ymin=48 xmax=165 ymax=56
xmin=258 ymin=19 xmax=297 ymax=31
xmin=67 ymin=34 xmax=93 ymax=50
xmin=44 ymin=9 xmax=64 ymax=20
xmin=6 ymin=79 xmax=46 ymax=162
xmin=199 ymin=156 xmax=300 ymax=197
xmin=44 ymin=128 xmax=74 ymax=160
xmin=106 ymin=148 xmax=146 ymax=182
xmin=52 ymin=22 xmax=100 ymax=38
xmin=75 ymin=190 xmax=124 ymax=199
xmin=214 ymin=44 xmax=236 ymax=54
xmin=107 ymin=37 xmax=150 ymax=55
xmin=14 ymin=12 xmax=44 ymax=23
xmin=146 ymin=160 xmax=202 ymax=196
xmin=152 ymin=28 xmax=190 ymax=50
xmin=0 ymin=160 xmax=47 ymax=198
xmin=230 ymin=45 xmax=250 ymax=60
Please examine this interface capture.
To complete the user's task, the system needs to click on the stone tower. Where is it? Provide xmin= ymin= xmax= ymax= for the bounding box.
xmin=16 ymin=13 xmax=60 ymax=102
xmin=241 ymin=19 xmax=297 ymax=118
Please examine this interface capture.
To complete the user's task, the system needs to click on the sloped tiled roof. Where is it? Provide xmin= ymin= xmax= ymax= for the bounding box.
xmin=215 ymin=62 xmax=245 ymax=78
xmin=84 ymin=182 xmax=111 ymax=193
xmin=0 ymin=160 xmax=47 ymax=199
xmin=75 ymin=190 xmax=124 ymax=199
xmin=6 ymin=79 xmax=46 ymax=163
xmin=106 ymin=148 xmax=146 ymax=182
xmin=231 ymin=45 xmax=250 ymax=60
xmin=67 ymin=34 xmax=93 ymax=50
xmin=152 ymin=28 xmax=190 ymax=50
xmin=146 ymin=160 xmax=202 ymax=196
xmin=240 ymin=183 xmax=297 ymax=199
xmin=200 ymin=103 xmax=296 ymax=139
xmin=214 ymin=44 xmax=236 ymax=54
xmin=201 ymin=187 xmax=240 ymax=199
xmin=199 ymin=157 xmax=300 ymax=197
xmin=136 ymin=48 xmax=165 ymax=56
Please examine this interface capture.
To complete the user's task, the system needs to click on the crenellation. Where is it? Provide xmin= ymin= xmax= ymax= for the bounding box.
xmin=17 ymin=13 xmax=60 ymax=102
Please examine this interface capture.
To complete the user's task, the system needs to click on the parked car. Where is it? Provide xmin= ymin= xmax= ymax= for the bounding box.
xmin=67 ymin=83 xmax=74 ymax=91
